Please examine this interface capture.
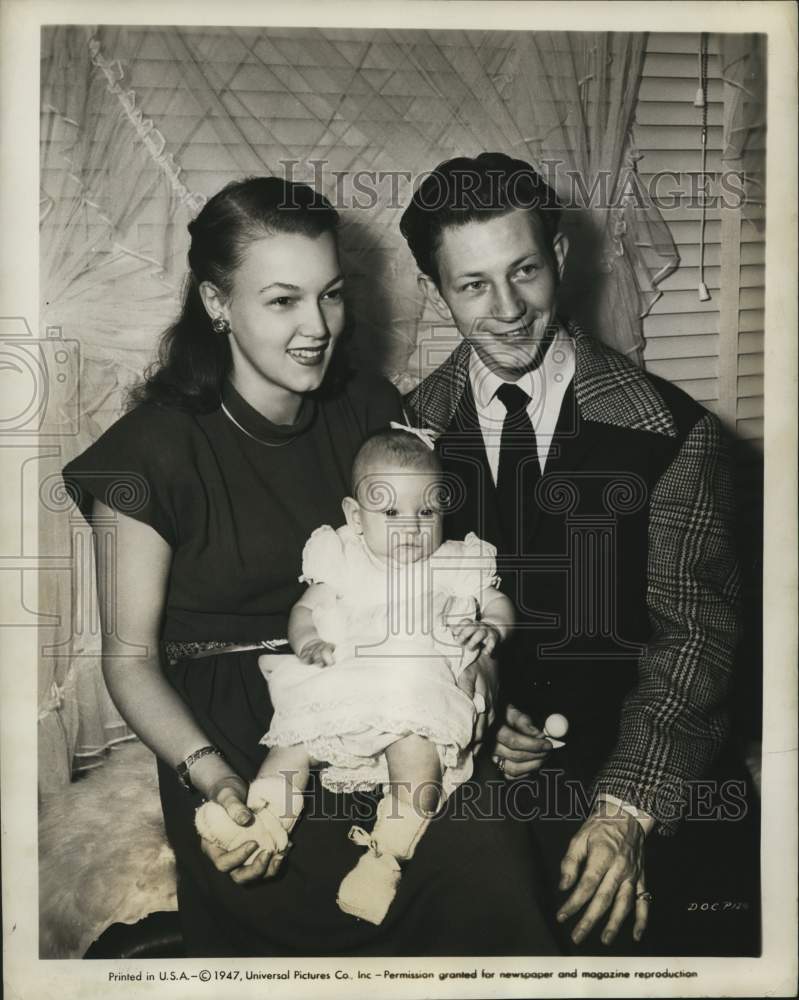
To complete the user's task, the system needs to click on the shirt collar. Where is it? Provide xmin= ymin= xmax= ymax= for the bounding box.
xmin=468 ymin=324 xmax=574 ymax=409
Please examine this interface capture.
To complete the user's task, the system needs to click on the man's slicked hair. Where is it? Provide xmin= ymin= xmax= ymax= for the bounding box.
xmin=399 ymin=152 xmax=562 ymax=286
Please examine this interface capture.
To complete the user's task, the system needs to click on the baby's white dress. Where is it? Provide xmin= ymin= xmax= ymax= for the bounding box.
xmin=261 ymin=525 xmax=500 ymax=799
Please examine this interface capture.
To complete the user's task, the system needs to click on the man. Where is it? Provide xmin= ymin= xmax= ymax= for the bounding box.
xmin=402 ymin=153 xmax=748 ymax=953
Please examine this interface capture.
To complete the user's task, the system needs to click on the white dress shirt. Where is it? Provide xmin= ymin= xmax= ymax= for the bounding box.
xmin=468 ymin=325 xmax=576 ymax=483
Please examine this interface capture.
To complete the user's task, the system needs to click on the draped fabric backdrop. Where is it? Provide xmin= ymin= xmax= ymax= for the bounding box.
xmin=718 ymin=33 xmax=766 ymax=226
xmin=39 ymin=25 xmax=680 ymax=792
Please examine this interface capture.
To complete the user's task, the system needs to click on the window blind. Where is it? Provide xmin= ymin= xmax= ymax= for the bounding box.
xmin=636 ymin=32 xmax=765 ymax=449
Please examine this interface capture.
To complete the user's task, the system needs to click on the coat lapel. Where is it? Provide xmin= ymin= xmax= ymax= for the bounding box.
xmin=572 ymin=329 xmax=678 ymax=438
xmin=404 ymin=339 xmax=471 ymax=435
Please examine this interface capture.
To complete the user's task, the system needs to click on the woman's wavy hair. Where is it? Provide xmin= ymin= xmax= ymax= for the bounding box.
xmin=128 ymin=176 xmax=341 ymax=412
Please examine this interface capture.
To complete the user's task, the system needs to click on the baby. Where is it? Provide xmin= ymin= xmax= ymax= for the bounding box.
xmin=196 ymin=427 xmax=514 ymax=924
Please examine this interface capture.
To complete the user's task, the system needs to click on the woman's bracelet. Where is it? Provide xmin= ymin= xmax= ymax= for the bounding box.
xmin=205 ymin=774 xmax=248 ymax=804
xmin=176 ymin=745 xmax=225 ymax=793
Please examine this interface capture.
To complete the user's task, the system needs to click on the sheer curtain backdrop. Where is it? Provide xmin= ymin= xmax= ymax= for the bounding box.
xmin=719 ymin=33 xmax=766 ymax=226
xmin=39 ymin=25 xmax=677 ymax=792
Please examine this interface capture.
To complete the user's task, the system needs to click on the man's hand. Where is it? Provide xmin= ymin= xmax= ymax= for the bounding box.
xmin=298 ymin=639 xmax=336 ymax=666
xmin=557 ymin=809 xmax=648 ymax=946
xmin=455 ymin=648 xmax=498 ymax=752
xmin=492 ymin=703 xmax=553 ymax=777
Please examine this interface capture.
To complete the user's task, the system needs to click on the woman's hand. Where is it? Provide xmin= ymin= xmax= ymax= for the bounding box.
xmin=198 ymin=776 xmax=282 ymax=882
xmin=456 ymin=648 xmax=498 ymax=754
xmin=298 ymin=639 xmax=336 ymax=667
xmin=492 ymin=704 xmax=553 ymax=778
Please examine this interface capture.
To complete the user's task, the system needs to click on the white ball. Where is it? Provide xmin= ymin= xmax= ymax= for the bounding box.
xmin=544 ymin=713 xmax=569 ymax=739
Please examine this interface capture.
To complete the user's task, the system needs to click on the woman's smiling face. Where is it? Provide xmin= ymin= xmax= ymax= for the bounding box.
xmin=214 ymin=230 xmax=345 ymax=406
xmin=430 ymin=208 xmax=567 ymax=379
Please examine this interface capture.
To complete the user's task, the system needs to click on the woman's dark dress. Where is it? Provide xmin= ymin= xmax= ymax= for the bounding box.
xmin=63 ymin=372 xmax=557 ymax=957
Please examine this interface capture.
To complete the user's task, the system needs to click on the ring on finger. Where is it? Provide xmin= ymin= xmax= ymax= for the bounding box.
xmin=636 ymin=890 xmax=654 ymax=902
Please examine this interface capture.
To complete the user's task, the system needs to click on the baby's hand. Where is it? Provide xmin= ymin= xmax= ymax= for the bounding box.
xmin=298 ymin=639 xmax=336 ymax=666
xmin=450 ymin=620 xmax=501 ymax=656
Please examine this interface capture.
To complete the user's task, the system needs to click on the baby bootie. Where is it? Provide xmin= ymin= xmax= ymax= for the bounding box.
xmin=337 ymin=793 xmax=432 ymax=924
xmin=195 ymin=774 xmax=304 ymax=869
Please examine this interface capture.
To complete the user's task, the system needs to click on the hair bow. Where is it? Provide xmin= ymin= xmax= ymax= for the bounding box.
xmin=389 ymin=421 xmax=438 ymax=451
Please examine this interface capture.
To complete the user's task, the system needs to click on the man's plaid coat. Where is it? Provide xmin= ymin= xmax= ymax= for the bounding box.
xmin=404 ymin=324 xmax=742 ymax=833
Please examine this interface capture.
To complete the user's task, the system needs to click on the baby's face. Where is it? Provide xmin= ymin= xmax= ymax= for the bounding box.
xmin=354 ymin=466 xmax=444 ymax=564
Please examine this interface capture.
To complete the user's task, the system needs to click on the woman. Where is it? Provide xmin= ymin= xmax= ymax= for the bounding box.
xmin=63 ymin=176 xmax=557 ymax=956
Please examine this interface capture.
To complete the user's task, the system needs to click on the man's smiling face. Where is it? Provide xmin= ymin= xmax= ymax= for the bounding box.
xmin=430 ymin=208 xmax=567 ymax=379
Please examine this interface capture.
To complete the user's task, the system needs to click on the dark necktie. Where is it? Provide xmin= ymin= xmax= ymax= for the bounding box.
xmin=495 ymin=382 xmax=540 ymax=555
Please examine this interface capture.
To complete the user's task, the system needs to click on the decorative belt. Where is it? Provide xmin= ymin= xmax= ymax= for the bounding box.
xmin=163 ymin=638 xmax=289 ymax=665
